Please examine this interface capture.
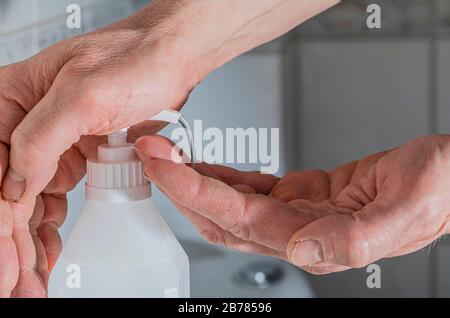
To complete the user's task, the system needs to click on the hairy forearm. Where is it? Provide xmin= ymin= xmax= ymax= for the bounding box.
xmin=130 ymin=0 xmax=340 ymax=83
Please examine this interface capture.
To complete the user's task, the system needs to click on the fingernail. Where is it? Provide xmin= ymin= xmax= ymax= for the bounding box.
xmin=2 ymin=168 xmax=25 ymax=202
xmin=291 ymin=240 xmax=323 ymax=266
xmin=135 ymin=148 xmax=153 ymax=182
xmin=134 ymin=147 xmax=149 ymax=164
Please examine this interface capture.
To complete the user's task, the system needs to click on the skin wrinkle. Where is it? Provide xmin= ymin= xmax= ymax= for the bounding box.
xmin=328 ymin=161 xmax=357 ymax=202
xmin=0 ymin=95 xmax=27 ymax=125
xmin=224 ymin=0 xmax=292 ymax=45
xmin=415 ymin=197 xmax=447 ymax=238
xmin=358 ymin=200 xmax=398 ymax=253
xmin=360 ymin=168 xmax=378 ymax=201
xmin=204 ymin=177 xmax=247 ymax=233
xmin=349 ymin=212 xmax=373 ymax=267
xmin=323 ymin=170 xmax=332 ymax=202
xmin=12 ymin=121 xmax=62 ymax=168
xmin=226 ymin=192 xmax=251 ymax=241
xmin=28 ymin=44 xmax=75 ymax=100
xmin=0 ymin=123 xmax=15 ymax=146
xmin=235 ymin=195 xmax=261 ymax=243
xmin=3 ymin=81 xmax=36 ymax=114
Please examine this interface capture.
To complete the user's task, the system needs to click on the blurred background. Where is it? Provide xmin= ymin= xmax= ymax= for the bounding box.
xmin=1 ymin=0 xmax=450 ymax=297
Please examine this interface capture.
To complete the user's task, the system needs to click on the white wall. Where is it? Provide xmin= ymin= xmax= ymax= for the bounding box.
xmin=297 ymin=40 xmax=430 ymax=170
xmin=0 ymin=0 xmax=136 ymax=65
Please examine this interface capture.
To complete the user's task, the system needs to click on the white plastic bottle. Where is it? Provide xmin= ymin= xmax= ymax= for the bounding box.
xmin=48 ymin=128 xmax=190 ymax=298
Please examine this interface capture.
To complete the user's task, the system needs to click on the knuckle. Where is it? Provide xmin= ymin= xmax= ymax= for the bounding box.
xmin=11 ymin=124 xmax=60 ymax=171
xmin=179 ymin=173 xmax=203 ymax=204
xmin=198 ymin=228 xmax=223 ymax=246
xmin=226 ymin=197 xmax=255 ymax=241
xmin=193 ymin=215 xmax=225 ymax=246
xmin=227 ymin=221 xmax=251 ymax=242
xmin=11 ymin=126 xmax=39 ymax=157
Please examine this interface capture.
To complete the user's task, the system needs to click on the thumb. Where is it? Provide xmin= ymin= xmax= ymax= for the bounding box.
xmin=1 ymin=88 xmax=88 ymax=202
xmin=287 ymin=200 xmax=399 ymax=272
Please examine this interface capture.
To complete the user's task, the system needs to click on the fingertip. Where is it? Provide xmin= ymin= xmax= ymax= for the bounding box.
xmin=1 ymin=167 xmax=25 ymax=203
xmin=289 ymin=239 xmax=324 ymax=267
xmin=142 ymin=158 xmax=197 ymax=191
xmin=135 ymin=135 xmax=177 ymax=161
xmin=135 ymin=135 xmax=172 ymax=152
xmin=135 ymin=135 xmax=187 ymax=164
xmin=286 ymin=222 xmax=323 ymax=264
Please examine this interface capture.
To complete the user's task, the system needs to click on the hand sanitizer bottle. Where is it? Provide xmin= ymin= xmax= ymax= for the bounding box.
xmin=49 ymin=112 xmax=190 ymax=298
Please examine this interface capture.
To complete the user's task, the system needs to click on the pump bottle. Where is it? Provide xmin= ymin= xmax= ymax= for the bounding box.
xmin=48 ymin=111 xmax=190 ymax=298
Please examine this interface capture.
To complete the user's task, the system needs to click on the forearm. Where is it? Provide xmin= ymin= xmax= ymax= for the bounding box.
xmin=130 ymin=0 xmax=340 ymax=84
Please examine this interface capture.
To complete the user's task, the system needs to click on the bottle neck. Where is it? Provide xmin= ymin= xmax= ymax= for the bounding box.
xmin=85 ymin=184 xmax=151 ymax=203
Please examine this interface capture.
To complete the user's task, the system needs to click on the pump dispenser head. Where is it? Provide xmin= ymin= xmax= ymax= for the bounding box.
xmin=86 ymin=128 xmax=150 ymax=202
xmin=85 ymin=110 xmax=195 ymax=203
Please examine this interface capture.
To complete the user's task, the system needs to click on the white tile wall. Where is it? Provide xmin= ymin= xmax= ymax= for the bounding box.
xmin=0 ymin=0 xmax=137 ymax=65
xmin=296 ymin=40 xmax=430 ymax=170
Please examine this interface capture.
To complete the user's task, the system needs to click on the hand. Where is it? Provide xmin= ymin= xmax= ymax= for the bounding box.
xmin=136 ymin=135 xmax=450 ymax=274
xmin=0 ymin=1 xmax=200 ymax=297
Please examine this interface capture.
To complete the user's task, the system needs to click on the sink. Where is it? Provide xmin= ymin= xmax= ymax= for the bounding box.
xmin=184 ymin=241 xmax=315 ymax=298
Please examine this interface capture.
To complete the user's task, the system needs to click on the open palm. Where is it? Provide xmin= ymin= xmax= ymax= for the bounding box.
xmin=137 ymin=135 xmax=450 ymax=275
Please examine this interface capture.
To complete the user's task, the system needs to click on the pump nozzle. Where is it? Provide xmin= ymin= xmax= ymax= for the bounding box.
xmin=107 ymin=129 xmax=128 ymax=147
xmin=86 ymin=110 xmax=195 ymax=202
xmin=105 ymin=110 xmax=196 ymax=165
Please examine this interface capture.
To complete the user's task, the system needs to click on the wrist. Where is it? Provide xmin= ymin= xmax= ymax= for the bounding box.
xmin=132 ymin=0 xmax=340 ymax=87
xmin=139 ymin=1 xmax=238 ymax=83
xmin=121 ymin=1 xmax=223 ymax=89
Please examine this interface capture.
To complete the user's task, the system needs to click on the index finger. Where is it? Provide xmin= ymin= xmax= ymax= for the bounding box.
xmin=144 ymin=158 xmax=308 ymax=251
xmin=135 ymin=135 xmax=280 ymax=193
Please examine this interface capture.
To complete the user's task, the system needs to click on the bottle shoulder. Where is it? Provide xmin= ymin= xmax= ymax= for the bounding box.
xmin=61 ymin=199 xmax=188 ymax=265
